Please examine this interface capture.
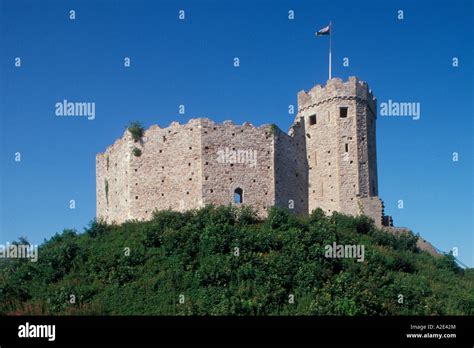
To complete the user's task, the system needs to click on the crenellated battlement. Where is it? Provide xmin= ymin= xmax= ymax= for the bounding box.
xmin=98 ymin=117 xmax=274 ymax=159
xmin=297 ymin=77 xmax=376 ymax=116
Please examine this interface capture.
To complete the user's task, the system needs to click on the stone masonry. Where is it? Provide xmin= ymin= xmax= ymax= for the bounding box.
xmin=96 ymin=76 xmax=392 ymax=227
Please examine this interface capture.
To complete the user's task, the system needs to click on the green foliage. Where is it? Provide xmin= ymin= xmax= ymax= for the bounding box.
xmin=1 ymin=206 xmax=472 ymax=315
xmin=269 ymin=123 xmax=277 ymax=136
xmin=127 ymin=121 xmax=145 ymax=142
xmin=85 ymin=219 xmax=109 ymax=238
xmin=132 ymin=147 xmax=142 ymax=157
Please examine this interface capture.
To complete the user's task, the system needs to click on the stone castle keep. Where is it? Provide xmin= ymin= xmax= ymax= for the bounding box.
xmin=96 ymin=77 xmax=393 ymax=227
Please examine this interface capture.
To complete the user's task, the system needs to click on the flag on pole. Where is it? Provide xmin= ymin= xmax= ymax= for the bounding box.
xmin=316 ymin=24 xmax=330 ymax=36
xmin=315 ymin=22 xmax=333 ymax=79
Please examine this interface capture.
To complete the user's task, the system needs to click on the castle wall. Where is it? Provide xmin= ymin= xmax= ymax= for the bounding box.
xmin=96 ymin=76 xmax=387 ymax=227
xmin=96 ymin=119 xmax=203 ymax=224
xmin=354 ymin=81 xmax=378 ymax=198
xmin=200 ymin=119 xmax=275 ymax=215
xmin=96 ymin=134 xmax=133 ymax=223
xmin=274 ymin=122 xmax=308 ymax=215
xmin=359 ymin=196 xmax=384 ymax=227
xmin=364 ymin=99 xmax=378 ymax=197
xmin=128 ymin=119 xmax=203 ymax=221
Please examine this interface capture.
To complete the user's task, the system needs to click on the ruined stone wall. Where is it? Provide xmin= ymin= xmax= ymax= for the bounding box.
xmin=359 ymin=196 xmax=384 ymax=227
xmin=200 ymin=119 xmax=275 ymax=216
xmin=96 ymin=119 xmax=203 ymax=224
xmin=127 ymin=119 xmax=203 ymax=221
xmin=97 ymin=118 xmax=277 ymax=223
xmin=274 ymin=121 xmax=308 ymax=215
xmin=96 ymin=133 xmax=133 ymax=223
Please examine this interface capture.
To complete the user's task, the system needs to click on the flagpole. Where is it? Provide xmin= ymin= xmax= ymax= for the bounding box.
xmin=329 ymin=21 xmax=332 ymax=80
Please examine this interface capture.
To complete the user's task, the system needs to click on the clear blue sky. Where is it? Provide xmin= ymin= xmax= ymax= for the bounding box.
xmin=1 ymin=0 xmax=473 ymax=266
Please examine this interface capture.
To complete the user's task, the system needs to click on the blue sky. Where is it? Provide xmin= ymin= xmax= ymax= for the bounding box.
xmin=1 ymin=0 xmax=473 ymax=266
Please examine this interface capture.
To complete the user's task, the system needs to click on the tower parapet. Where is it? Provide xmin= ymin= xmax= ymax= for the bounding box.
xmin=297 ymin=77 xmax=376 ymax=116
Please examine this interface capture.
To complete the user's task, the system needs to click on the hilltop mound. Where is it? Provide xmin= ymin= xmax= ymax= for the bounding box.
xmin=1 ymin=206 xmax=472 ymax=315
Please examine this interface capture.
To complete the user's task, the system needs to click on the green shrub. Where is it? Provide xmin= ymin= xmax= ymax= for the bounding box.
xmin=127 ymin=121 xmax=145 ymax=142
xmin=1 ymin=205 xmax=471 ymax=315
xmin=132 ymin=147 xmax=142 ymax=157
xmin=85 ymin=219 xmax=109 ymax=238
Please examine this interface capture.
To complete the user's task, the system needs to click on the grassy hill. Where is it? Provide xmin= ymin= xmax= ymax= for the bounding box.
xmin=1 ymin=206 xmax=472 ymax=315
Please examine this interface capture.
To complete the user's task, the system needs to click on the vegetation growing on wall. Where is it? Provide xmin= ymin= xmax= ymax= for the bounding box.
xmin=127 ymin=121 xmax=145 ymax=142
xmin=132 ymin=147 xmax=142 ymax=157
xmin=269 ymin=123 xmax=277 ymax=136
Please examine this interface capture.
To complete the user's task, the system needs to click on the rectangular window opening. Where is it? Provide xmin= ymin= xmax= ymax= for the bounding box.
xmin=340 ymin=107 xmax=348 ymax=118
